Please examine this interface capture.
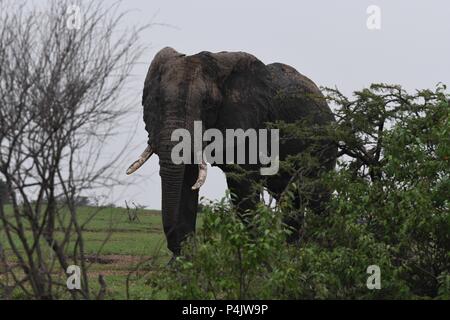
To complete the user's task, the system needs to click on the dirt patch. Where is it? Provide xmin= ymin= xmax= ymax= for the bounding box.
xmin=85 ymin=255 xmax=156 ymax=277
xmin=1 ymin=254 xmax=156 ymax=278
xmin=81 ymin=227 xmax=161 ymax=233
xmin=84 ymin=254 xmax=151 ymax=265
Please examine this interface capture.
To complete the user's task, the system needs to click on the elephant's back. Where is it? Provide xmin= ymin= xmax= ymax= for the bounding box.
xmin=266 ymin=63 xmax=334 ymax=125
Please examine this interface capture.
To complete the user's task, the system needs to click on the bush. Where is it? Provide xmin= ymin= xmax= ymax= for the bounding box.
xmin=150 ymin=84 xmax=449 ymax=299
xmin=151 ymin=197 xmax=411 ymax=299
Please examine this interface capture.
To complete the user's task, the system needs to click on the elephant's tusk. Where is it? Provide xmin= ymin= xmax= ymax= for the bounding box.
xmin=191 ymin=161 xmax=208 ymax=190
xmin=126 ymin=145 xmax=153 ymax=175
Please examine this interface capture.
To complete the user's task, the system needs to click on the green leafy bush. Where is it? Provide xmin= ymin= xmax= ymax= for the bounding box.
xmin=151 ymin=84 xmax=449 ymax=299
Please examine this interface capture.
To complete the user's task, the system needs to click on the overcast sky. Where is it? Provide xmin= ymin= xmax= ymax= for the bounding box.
xmin=97 ymin=0 xmax=450 ymax=209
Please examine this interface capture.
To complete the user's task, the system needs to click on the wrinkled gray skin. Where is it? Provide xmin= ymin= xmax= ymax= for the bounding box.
xmin=140 ymin=47 xmax=337 ymax=255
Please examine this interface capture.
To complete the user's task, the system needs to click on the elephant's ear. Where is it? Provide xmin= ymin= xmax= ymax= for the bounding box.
xmin=202 ymin=51 xmax=274 ymax=130
xmin=142 ymin=47 xmax=185 ymax=104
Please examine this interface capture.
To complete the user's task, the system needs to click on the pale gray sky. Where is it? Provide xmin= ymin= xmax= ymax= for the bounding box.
xmin=99 ymin=0 xmax=450 ymax=209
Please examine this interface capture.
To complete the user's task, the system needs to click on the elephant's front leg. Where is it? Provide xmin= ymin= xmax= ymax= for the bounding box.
xmin=223 ymin=167 xmax=260 ymax=221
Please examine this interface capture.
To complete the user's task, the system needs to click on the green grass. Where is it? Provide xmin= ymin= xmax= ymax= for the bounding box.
xmin=0 ymin=205 xmax=174 ymax=299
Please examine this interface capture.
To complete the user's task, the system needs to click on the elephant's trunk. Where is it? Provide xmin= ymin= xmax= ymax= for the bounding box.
xmin=160 ymin=160 xmax=185 ymax=255
xmin=158 ymin=118 xmax=188 ymax=255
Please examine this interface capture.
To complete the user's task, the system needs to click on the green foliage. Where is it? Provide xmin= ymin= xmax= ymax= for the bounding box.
xmin=151 ymin=84 xmax=449 ymax=299
xmin=323 ymin=84 xmax=449 ymax=297
xmin=151 ymin=198 xmax=291 ymax=299
xmin=152 ymin=197 xmax=410 ymax=299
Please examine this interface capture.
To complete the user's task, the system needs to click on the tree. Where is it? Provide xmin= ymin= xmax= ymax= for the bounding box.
xmin=0 ymin=180 xmax=9 ymax=204
xmin=0 ymin=0 xmax=147 ymax=299
xmin=322 ymin=84 xmax=449 ymax=297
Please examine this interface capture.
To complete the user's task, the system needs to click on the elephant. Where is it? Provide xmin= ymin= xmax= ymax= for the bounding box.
xmin=127 ymin=47 xmax=337 ymax=257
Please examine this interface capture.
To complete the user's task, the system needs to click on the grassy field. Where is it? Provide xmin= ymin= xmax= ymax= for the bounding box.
xmin=0 ymin=205 xmax=175 ymax=299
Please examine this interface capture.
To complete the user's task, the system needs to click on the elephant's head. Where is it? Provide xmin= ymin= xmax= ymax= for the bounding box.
xmin=126 ymin=47 xmax=271 ymax=254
